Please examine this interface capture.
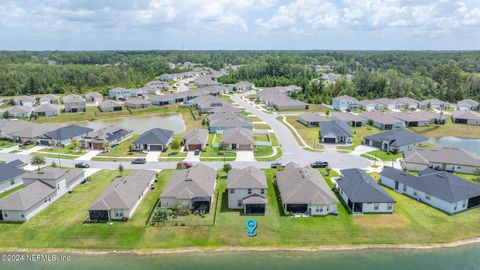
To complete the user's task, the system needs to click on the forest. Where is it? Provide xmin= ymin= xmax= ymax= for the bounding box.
xmin=0 ymin=51 xmax=479 ymax=103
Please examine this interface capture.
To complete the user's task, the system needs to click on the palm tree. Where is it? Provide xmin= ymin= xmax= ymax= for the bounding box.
xmin=118 ymin=164 xmax=124 ymax=176
xmin=102 ymin=142 xmax=110 ymax=152
xmin=31 ymin=155 xmax=46 ymax=171
xmin=71 ymin=139 xmax=80 ymax=151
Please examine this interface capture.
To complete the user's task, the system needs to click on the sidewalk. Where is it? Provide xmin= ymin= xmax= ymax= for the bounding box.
xmin=18 ymin=146 xmax=45 ymax=155
xmin=146 ymin=151 xmax=161 ymax=162
xmin=184 ymin=151 xmax=200 ymax=162
xmin=75 ymin=150 xmax=101 ymax=161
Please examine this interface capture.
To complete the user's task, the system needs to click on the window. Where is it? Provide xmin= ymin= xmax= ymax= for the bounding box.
xmin=4 ymin=211 xmax=8 ymax=218
xmin=237 ymin=200 xmax=242 ymax=207
xmin=114 ymin=209 xmax=123 ymax=218
xmin=21 ymin=213 xmax=24 ymax=218
xmin=387 ymin=204 xmax=392 ymax=210
xmin=462 ymin=201 xmax=466 ymax=208
xmin=261 ymin=189 xmax=265 ymax=195
xmin=425 ymin=194 xmax=431 ymax=200
xmin=374 ymin=203 xmax=379 ymax=210
xmin=248 ymin=189 xmax=252 ymax=194
xmin=10 ymin=179 xmax=15 ymax=185
xmin=229 ymin=189 xmax=234 ymax=194
xmin=403 ymin=185 xmax=407 ymax=192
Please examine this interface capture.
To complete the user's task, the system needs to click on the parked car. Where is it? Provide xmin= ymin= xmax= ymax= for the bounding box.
xmin=270 ymin=162 xmax=285 ymax=169
xmin=131 ymin=158 xmax=146 ymax=164
xmin=18 ymin=140 xmax=33 ymax=148
xmin=194 ymin=149 xmax=201 ymax=156
xmin=310 ymin=161 xmax=329 ymax=168
xmin=75 ymin=162 xmax=90 ymax=168
xmin=177 ymin=161 xmax=193 ymax=169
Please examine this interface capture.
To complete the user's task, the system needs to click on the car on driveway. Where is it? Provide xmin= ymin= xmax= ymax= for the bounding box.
xmin=131 ymin=158 xmax=146 ymax=164
xmin=75 ymin=162 xmax=90 ymax=168
xmin=18 ymin=141 xmax=33 ymax=148
xmin=177 ymin=161 xmax=193 ymax=169
xmin=270 ymin=162 xmax=285 ymax=169
xmin=310 ymin=161 xmax=329 ymax=168
xmin=194 ymin=149 xmax=201 ymax=156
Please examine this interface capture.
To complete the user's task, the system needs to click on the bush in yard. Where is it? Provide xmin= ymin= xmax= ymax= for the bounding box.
xmin=223 ymin=163 xmax=232 ymax=173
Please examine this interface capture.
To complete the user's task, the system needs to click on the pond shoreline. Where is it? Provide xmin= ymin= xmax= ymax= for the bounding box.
xmin=2 ymin=236 xmax=480 ymax=255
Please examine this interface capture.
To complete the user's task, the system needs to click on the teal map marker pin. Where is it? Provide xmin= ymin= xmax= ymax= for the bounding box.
xmin=246 ymin=219 xmax=257 ymax=237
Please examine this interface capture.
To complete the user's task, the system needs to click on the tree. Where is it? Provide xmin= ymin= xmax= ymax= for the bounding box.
xmin=326 ymin=110 xmax=330 ymax=116
xmin=31 ymin=155 xmax=46 ymax=171
xmin=71 ymin=139 xmax=80 ymax=151
xmin=2 ymin=110 xmax=10 ymax=119
xmin=474 ymin=167 xmax=480 ymax=182
xmin=102 ymin=142 xmax=110 ymax=152
xmin=51 ymin=161 xmax=57 ymax=168
xmin=170 ymin=139 xmax=180 ymax=153
xmin=118 ymin=164 xmax=124 ymax=176
xmin=223 ymin=163 xmax=232 ymax=173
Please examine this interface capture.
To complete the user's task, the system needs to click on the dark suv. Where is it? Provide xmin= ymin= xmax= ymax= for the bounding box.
xmin=310 ymin=161 xmax=329 ymax=168
xmin=131 ymin=158 xmax=146 ymax=164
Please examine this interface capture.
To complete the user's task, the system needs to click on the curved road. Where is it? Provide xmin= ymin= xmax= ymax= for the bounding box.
xmin=0 ymin=94 xmax=370 ymax=170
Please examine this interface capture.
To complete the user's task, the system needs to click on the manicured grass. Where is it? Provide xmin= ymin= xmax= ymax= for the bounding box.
xmin=0 ymin=169 xmax=480 ymax=249
xmin=214 ymin=133 xmax=222 ymax=144
xmin=277 ymin=104 xmax=329 ymax=114
xmin=91 ymin=157 xmax=135 ymax=162
xmin=41 ymin=143 xmax=86 ymax=155
xmin=0 ymin=140 xmax=16 ymax=149
xmin=160 ymin=134 xmax=187 ymax=157
xmin=0 ymin=184 xmax=24 ymax=199
xmin=409 ymin=118 xmax=480 ymax=139
xmin=269 ymin=132 xmax=279 ymax=146
xmin=253 ymin=123 xmax=271 ymax=130
xmin=336 ymin=125 xmax=381 ymax=152
xmin=366 ymin=150 xmax=403 ymax=161
xmin=254 ymin=146 xmax=274 ymax=157
xmin=32 ymin=152 xmax=79 ymax=160
xmin=253 ymin=134 xmax=269 ymax=142
xmin=453 ymin=172 xmax=480 ymax=184
xmin=255 ymin=147 xmax=283 ymax=161
xmin=97 ymin=135 xmax=146 ymax=157
xmin=201 ymin=134 xmax=236 ymax=158
xmin=200 ymin=157 xmax=236 ymax=162
xmin=284 ymin=116 xmax=319 ymax=149
xmin=248 ymin=116 xmax=261 ymax=122
xmin=9 ymin=150 xmax=21 ymax=153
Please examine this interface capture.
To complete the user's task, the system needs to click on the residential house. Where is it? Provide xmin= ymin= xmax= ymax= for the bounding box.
xmin=124 ymin=98 xmax=152 ymax=109
xmin=457 ymin=99 xmax=479 ymax=111
xmin=419 ymin=99 xmax=451 ymax=110
xmin=108 ymin=87 xmax=131 ymax=100
xmin=148 ymin=94 xmax=177 ymax=106
xmin=372 ymin=98 xmax=402 ymax=110
xmin=84 ymin=92 xmax=104 ymax=103
xmin=391 ymin=111 xmax=447 ymax=127
xmin=88 ymin=170 xmax=156 ymax=221
xmin=15 ymin=96 xmax=36 ymax=107
xmin=320 ymin=121 xmax=352 ymax=144
xmin=357 ymin=100 xmax=383 ymax=112
xmin=0 ymin=160 xmax=27 ymax=193
xmin=380 ymin=167 xmax=480 ymax=214
xmin=227 ymin=167 xmax=267 ymax=214
xmin=394 ymin=97 xmax=419 ymax=110
xmin=332 ymin=95 xmax=358 ymax=111
xmin=160 ymin=164 xmax=217 ymax=212
xmin=360 ymin=111 xmax=406 ymax=130
xmin=229 ymin=81 xmax=255 ymax=92
xmin=0 ymin=167 xmax=85 ymax=222
xmin=132 ymin=128 xmax=173 ymax=152
xmin=298 ymin=112 xmax=328 ymax=127
xmin=276 ymin=163 xmax=338 ymax=216
xmin=183 ymin=128 xmax=208 ymax=151
xmin=98 ymin=100 xmax=123 ymax=112
xmin=39 ymin=94 xmax=59 ymax=105
xmin=7 ymin=122 xmax=61 ymax=143
xmin=37 ymin=125 xmax=94 ymax=146
xmin=81 ymin=125 xmax=133 ymax=150
xmin=336 ymin=169 xmax=395 ymax=214
xmin=364 ymin=129 xmax=428 ymax=153
xmin=331 ymin=112 xmax=366 ymax=127
xmin=159 ymin=73 xmax=173 ymax=81
xmin=403 ymin=147 xmax=480 ymax=174
xmin=32 ymin=103 xmax=59 ymax=117
xmin=221 ymin=127 xmax=255 ymax=150
xmin=256 ymin=86 xmax=307 ymax=111
xmin=208 ymin=113 xmax=253 ymax=134
xmin=6 ymin=106 xmax=32 ymax=118
xmin=452 ymin=110 xmax=480 ymax=125
xmin=63 ymin=94 xmax=86 ymax=113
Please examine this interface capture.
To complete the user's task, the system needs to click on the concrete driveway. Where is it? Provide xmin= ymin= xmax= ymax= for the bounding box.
xmin=185 ymin=151 xmax=200 ymax=162
xmin=235 ymin=151 xmax=255 ymax=162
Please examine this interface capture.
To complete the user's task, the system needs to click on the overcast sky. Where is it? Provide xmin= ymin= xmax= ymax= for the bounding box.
xmin=1 ymin=0 xmax=479 ymax=50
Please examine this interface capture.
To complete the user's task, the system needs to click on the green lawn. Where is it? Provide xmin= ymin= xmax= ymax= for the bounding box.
xmin=97 ymin=134 xmax=146 ymax=157
xmin=365 ymin=150 xmax=403 ymax=161
xmin=284 ymin=116 xmax=319 ymax=149
xmin=337 ymin=125 xmax=381 ymax=152
xmin=253 ymin=123 xmax=271 ymax=130
xmin=255 ymin=147 xmax=283 ymax=161
xmin=201 ymin=134 xmax=236 ymax=158
xmin=0 ymin=184 xmax=23 ymax=199
xmin=409 ymin=117 xmax=480 ymax=139
xmin=0 ymin=169 xmax=480 ymax=249
xmin=41 ymin=143 xmax=86 ymax=155
xmin=0 ymin=140 xmax=16 ymax=149
xmin=32 ymin=152 xmax=79 ymax=160
xmin=253 ymin=134 xmax=270 ymax=142
xmin=160 ymin=134 xmax=187 ymax=157
xmin=269 ymin=132 xmax=279 ymax=146
xmin=254 ymin=146 xmax=274 ymax=157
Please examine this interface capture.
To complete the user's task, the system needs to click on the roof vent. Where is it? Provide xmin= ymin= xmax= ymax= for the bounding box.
xmin=185 ymin=178 xmax=193 ymax=181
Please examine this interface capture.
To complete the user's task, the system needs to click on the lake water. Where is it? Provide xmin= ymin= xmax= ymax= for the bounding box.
xmin=430 ymin=136 xmax=480 ymax=156
xmin=1 ymin=245 xmax=480 ymax=270
xmin=80 ymin=113 xmax=185 ymax=134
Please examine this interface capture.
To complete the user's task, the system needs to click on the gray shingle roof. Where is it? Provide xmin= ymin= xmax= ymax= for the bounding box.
xmin=0 ymin=181 xmax=56 ymax=211
xmin=88 ymin=170 xmax=155 ymax=211
xmin=404 ymin=147 xmax=480 ymax=167
xmin=0 ymin=162 xmax=27 ymax=183
xmin=360 ymin=111 xmax=404 ymax=125
xmin=452 ymin=110 xmax=480 ymax=120
xmin=332 ymin=112 xmax=365 ymax=122
xmin=242 ymin=194 xmax=266 ymax=204
xmin=381 ymin=167 xmax=480 ymax=203
xmin=364 ymin=129 xmax=428 ymax=148
xmin=227 ymin=166 xmax=267 ymax=189
xmin=320 ymin=121 xmax=352 ymax=138
xmin=33 ymin=103 xmax=58 ymax=113
xmin=160 ymin=164 xmax=216 ymax=200
xmin=222 ymin=127 xmax=254 ymax=145
xmin=299 ymin=112 xmax=328 ymax=123
xmin=183 ymin=128 xmax=208 ymax=145
xmin=276 ymin=163 xmax=337 ymax=205
xmin=43 ymin=125 xmax=93 ymax=140
xmin=23 ymin=167 xmax=67 ymax=181
xmin=337 ymin=169 xmax=394 ymax=203
xmin=63 ymin=94 xmax=86 ymax=104
xmin=7 ymin=105 xmax=31 ymax=114
xmin=133 ymin=128 xmax=173 ymax=145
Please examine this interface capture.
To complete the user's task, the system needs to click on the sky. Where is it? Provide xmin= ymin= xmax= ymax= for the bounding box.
xmin=1 ymin=0 xmax=480 ymax=50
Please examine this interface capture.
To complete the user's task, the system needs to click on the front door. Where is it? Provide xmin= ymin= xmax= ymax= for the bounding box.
xmin=232 ymin=144 xmax=237 ymax=150
xmin=394 ymin=181 xmax=399 ymax=190
xmin=0 ymin=210 xmax=3 ymax=220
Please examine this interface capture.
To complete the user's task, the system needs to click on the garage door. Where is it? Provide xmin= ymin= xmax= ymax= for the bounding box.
xmin=323 ymin=137 xmax=336 ymax=144
xmin=188 ymin=144 xmax=202 ymax=151
xmin=239 ymin=144 xmax=252 ymax=150
xmin=149 ymin=144 xmax=164 ymax=151
xmin=39 ymin=140 xmax=50 ymax=146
